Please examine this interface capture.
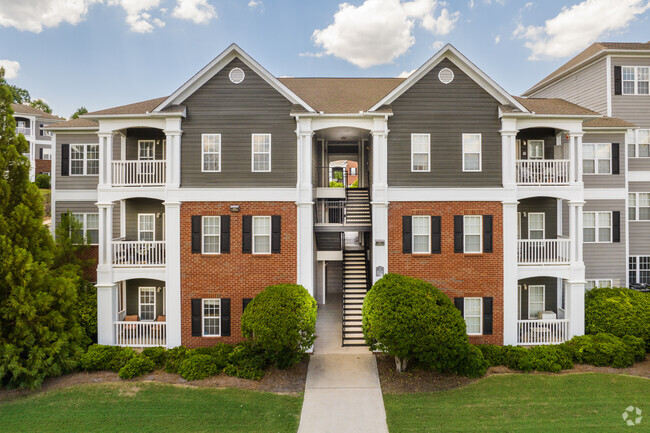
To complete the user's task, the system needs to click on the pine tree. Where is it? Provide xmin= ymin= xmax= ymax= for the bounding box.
xmin=0 ymin=68 xmax=84 ymax=389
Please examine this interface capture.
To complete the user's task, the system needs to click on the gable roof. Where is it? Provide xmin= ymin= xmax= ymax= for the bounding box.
xmin=44 ymin=118 xmax=99 ymax=130
xmin=85 ymin=96 xmax=185 ymax=117
xmin=154 ymin=43 xmax=315 ymax=113
xmin=524 ymin=41 xmax=650 ymax=96
xmin=583 ymin=116 xmax=636 ymax=129
xmin=11 ymin=103 xmax=64 ymax=120
xmin=503 ymin=97 xmax=601 ymax=116
xmin=369 ymin=44 xmax=528 ymax=113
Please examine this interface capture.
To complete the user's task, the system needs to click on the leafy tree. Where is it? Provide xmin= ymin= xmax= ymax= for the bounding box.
xmin=71 ymin=106 xmax=88 ymax=119
xmin=0 ymin=68 xmax=84 ymax=389
xmin=0 ymin=67 xmax=30 ymax=104
xmin=29 ymin=99 xmax=52 ymax=114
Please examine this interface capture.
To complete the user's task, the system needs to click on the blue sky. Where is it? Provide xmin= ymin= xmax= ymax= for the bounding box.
xmin=1 ymin=0 xmax=649 ymax=118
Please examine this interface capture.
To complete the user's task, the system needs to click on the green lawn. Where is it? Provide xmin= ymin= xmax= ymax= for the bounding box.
xmin=384 ymin=373 xmax=649 ymax=433
xmin=0 ymin=382 xmax=302 ymax=433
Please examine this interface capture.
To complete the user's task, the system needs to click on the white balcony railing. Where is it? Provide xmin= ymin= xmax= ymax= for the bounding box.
xmin=517 ymin=239 xmax=570 ymax=265
xmin=516 ymin=160 xmax=570 ymax=185
xmin=16 ymin=127 xmax=31 ymax=136
xmin=112 ymin=240 xmax=166 ymax=267
xmin=112 ymin=160 xmax=166 ymax=186
xmin=114 ymin=321 xmax=166 ymax=347
xmin=517 ymin=319 xmax=569 ymax=345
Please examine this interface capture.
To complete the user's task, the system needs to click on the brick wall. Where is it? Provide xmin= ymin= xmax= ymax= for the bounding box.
xmin=81 ymin=246 xmax=98 ymax=282
xmin=35 ymin=159 xmax=51 ymax=176
xmin=180 ymin=202 xmax=297 ymax=348
xmin=388 ymin=201 xmax=504 ymax=345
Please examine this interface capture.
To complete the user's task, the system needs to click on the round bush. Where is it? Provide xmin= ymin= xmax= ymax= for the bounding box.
xmin=455 ymin=345 xmax=489 ymax=378
xmin=224 ymin=342 xmax=269 ymax=380
xmin=141 ymin=347 xmax=167 ymax=367
xmin=80 ymin=345 xmax=135 ymax=372
xmin=362 ymin=273 xmax=476 ymax=374
xmin=118 ymin=355 xmax=155 ymax=379
xmin=241 ymin=284 xmax=317 ymax=368
xmin=585 ymin=287 xmax=650 ymax=350
xmin=178 ymin=354 xmax=221 ymax=381
xmin=562 ymin=333 xmax=635 ymax=368
xmin=164 ymin=346 xmax=191 ymax=374
xmin=192 ymin=343 xmax=234 ymax=370
xmin=35 ymin=174 xmax=50 ymax=189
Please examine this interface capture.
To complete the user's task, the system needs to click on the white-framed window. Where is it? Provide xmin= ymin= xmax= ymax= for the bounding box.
xmin=71 ymin=212 xmax=99 ymax=244
xmin=202 ymin=216 xmax=221 ymax=254
xmin=582 ymin=143 xmax=611 ymax=174
xmin=583 ymin=211 xmax=612 ymax=243
xmin=630 ymin=256 xmax=650 ymax=284
xmin=42 ymin=148 xmax=52 ymax=160
xmin=631 ymin=129 xmax=650 ymax=158
xmin=138 ymin=140 xmax=155 ymax=160
xmin=202 ymin=298 xmax=221 ymax=337
xmin=412 ymin=215 xmax=431 ymax=254
xmin=202 ymin=134 xmax=221 ymax=172
xmin=252 ymin=216 xmax=271 ymax=254
xmin=139 ymin=287 xmax=156 ymax=321
xmin=464 ymin=215 xmax=482 ymax=253
xmin=629 ymin=192 xmax=650 ymax=221
xmin=528 ymin=140 xmax=544 ymax=160
xmin=462 ymin=134 xmax=482 ymax=172
xmin=411 ymin=134 xmax=430 ymax=172
xmin=586 ymin=279 xmax=613 ymax=290
xmin=464 ymin=298 xmax=482 ymax=335
xmin=252 ymin=134 xmax=271 ymax=172
xmin=528 ymin=212 xmax=545 ymax=239
xmin=138 ymin=213 xmax=155 ymax=242
xmin=528 ymin=285 xmax=545 ymax=319
xmin=70 ymin=144 xmax=99 ymax=176
xmin=622 ymin=66 xmax=649 ymax=95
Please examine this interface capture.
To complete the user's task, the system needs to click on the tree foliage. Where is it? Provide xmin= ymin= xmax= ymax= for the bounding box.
xmin=29 ymin=99 xmax=52 ymax=114
xmin=0 ymin=67 xmax=30 ymax=104
xmin=71 ymin=106 xmax=88 ymax=119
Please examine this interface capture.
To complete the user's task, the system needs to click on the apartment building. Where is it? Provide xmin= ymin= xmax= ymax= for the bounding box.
xmin=48 ymin=43 xmax=629 ymax=350
xmin=524 ymin=42 xmax=650 ymax=290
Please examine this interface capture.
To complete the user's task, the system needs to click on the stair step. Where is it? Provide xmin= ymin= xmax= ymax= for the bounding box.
xmin=344 ymin=332 xmax=364 ymax=339
xmin=344 ymin=320 xmax=363 ymax=326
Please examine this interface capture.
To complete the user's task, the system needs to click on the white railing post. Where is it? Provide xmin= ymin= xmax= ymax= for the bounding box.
xmin=112 ymin=240 xmax=166 ymax=267
xmin=114 ymin=321 xmax=167 ymax=347
xmin=517 ymin=319 xmax=570 ymax=345
xmin=516 ymin=160 xmax=570 ymax=185
xmin=517 ymin=239 xmax=571 ymax=264
xmin=110 ymin=161 xmax=166 ymax=186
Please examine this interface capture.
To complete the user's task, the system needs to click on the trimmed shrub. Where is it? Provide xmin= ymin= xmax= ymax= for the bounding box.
xmin=118 ymin=355 xmax=155 ymax=379
xmin=224 ymin=342 xmax=269 ymax=381
xmin=585 ymin=287 xmax=650 ymax=350
xmin=241 ymin=284 xmax=317 ymax=369
xmin=476 ymin=344 xmax=505 ymax=367
xmin=362 ymin=274 xmax=477 ymax=375
xmin=455 ymin=345 xmax=489 ymax=378
xmin=562 ymin=333 xmax=635 ymax=368
xmin=80 ymin=345 xmax=135 ymax=372
xmin=142 ymin=347 xmax=167 ymax=367
xmin=476 ymin=344 xmax=573 ymax=372
xmin=178 ymin=354 xmax=221 ymax=381
xmin=192 ymin=343 xmax=233 ymax=370
xmin=35 ymin=174 xmax=50 ymax=189
xmin=329 ymin=181 xmax=344 ymax=188
xmin=164 ymin=346 xmax=191 ymax=374
xmin=622 ymin=335 xmax=646 ymax=362
xmin=528 ymin=346 xmax=573 ymax=372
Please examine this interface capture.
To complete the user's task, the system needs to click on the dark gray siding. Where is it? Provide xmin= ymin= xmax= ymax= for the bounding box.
xmin=582 ymin=132 xmax=626 ymax=188
xmin=55 ymin=133 xmax=99 ymax=190
xmin=516 ymin=128 xmax=557 ymax=160
xmin=125 ymin=128 xmax=166 ymax=160
xmin=611 ymin=57 xmax=650 ymax=128
xmin=518 ymin=197 xmax=558 ymax=239
xmin=180 ymin=58 xmax=297 ymax=187
xmin=55 ymin=201 xmax=120 ymax=238
xmin=387 ymin=58 xmax=502 ymax=187
xmin=326 ymin=261 xmax=343 ymax=295
xmin=518 ymin=277 xmax=558 ymax=320
xmin=126 ymin=279 xmax=165 ymax=318
xmin=124 ymin=198 xmax=165 ymax=241
xmin=629 ymin=181 xmax=650 ymax=192
xmin=583 ymin=199 xmax=626 ymax=284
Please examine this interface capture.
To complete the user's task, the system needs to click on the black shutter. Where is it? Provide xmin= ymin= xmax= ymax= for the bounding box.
xmin=191 ymin=299 xmax=202 ymax=337
xmin=483 ymin=297 xmax=493 ymax=335
xmin=191 ymin=216 xmax=201 ymax=254
xmin=221 ymin=298 xmax=231 ymax=337
xmin=402 ymin=216 xmax=412 ymax=254
xmin=431 ymin=216 xmax=441 ymax=254
xmin=271 ymin=215 xmax=281 ymax=253
xmin=220 ymin=215 xmax=230 ymax=253
xmin=614 ymin=66 xmax=622 ymax=95
xmin=454 ymin=215 xmax=464 ymax=253
xmin=612 ymin=143 xmax=620 ymax=174
xmin=61 ymin=144 xmax=69 ymax=176
xmin=613 ymin=211 xmax=620 ymax=243
xmin=483 ymin=215 xmax=493 ymax=253
xmin=454 ymin=297 xmax=464 ymax=316
xmin=242 ymin=216 xmax=252 ymax=253
xmin=243 ymin=298 xmax=253 ymax=311
xmin=39 ymin=148 xmax=43 ymax=159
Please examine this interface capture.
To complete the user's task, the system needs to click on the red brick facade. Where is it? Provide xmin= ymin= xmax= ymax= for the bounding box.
xmin=180 ymin=202 xmax=297 ymax=348
xmin=388 ymin=201 xmax=504 ymax=345
xmin=35 ymin=159 xmax=51 ymax=176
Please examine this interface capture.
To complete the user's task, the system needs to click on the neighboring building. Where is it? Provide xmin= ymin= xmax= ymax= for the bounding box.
xmin=523 ymin=42 xmax=650 ymax=289
xmin=11 ymin=103 xmax=64 ymax=181
xmin=49 ymin=43 xmax=626 ymax=350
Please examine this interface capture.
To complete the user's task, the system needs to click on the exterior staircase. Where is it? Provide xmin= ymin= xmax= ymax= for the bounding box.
xmin=345 ymin=188 xmax=371 ymax=226
xmin=342 ymin=249 xmax=369 ymax=346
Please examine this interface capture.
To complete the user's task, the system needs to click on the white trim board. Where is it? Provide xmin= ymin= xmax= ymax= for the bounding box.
xmin=584 ymin=188 xmax=626 ymax=200
xmin=54 ymin=190 xmax=99 ymax=201
xmin=628 ymin=171 xmax=650 ymax=182
xmin=387 ymin=187 xmax=514 ymax=202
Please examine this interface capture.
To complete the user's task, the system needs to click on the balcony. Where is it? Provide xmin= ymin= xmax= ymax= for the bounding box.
xmin=111 ymin=160 xmax=166 ymax=187
xmin=517 ymin=239 xmax=570 ymax=265
xmin=114 ymin=320 xmax=166 ymax=347
xmin=516 ymin=160 xmax=570 ymax=186
xmin=112 ymin=240 xmax=166 ymax=267
xmin=517 ymin=319 xmax=569 ymax=345
xmin=16 ymin=127 xmax=31 ymax=136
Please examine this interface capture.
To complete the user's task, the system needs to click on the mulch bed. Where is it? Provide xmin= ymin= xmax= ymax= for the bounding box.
xmin=377 ymin=353 xmax=650 ymax=394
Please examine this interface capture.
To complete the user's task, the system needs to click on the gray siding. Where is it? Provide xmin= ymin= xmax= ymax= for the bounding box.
xmin=518 ymin=197 xmax=558 ymax=239
xmin=583 ymin=199 xmax=626 ymax=284
xmin=387 ymin=58 xmax=502 ymax=187
xmin=55 ymin=133 xmax=99 ymax=190
xmin=180 ymin=58 xmax=297 ymax=187
xmin=531 ymin=57 xmax=607 ymax=115
xmin=126 ymin=128 xmax=166 ymax=160
xmin=55 ymin=201 xmax=120 ymax=238
xmin=516 ymin=129 xmax=557 ymax=160
xmin=629 ymin=159 xmax=650 ymax=171
xmin=629 ymin=181 xmax=650 ymax=192
xmin=126 ymin=279 xmax=165 ymax=318
xmin=518 ymin=277 xmax=558 ymax=320
xmin=582 ymin=132 xmax=626 ymax=188
xmin=124 ymin=198 xmax=165 ymax=241
xmin=630 ymin=221 xmax=650 ymax=255
xmin=611 ymin=57 xmax=650 ymax=128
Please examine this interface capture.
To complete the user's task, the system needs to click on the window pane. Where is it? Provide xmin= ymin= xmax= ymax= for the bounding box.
xmin=582 ymin=144 xmax=595 ymax=159
xmin=529 ymin=230 xmax=544 ymax=240
xmin=413 ymin=235 xmax=429 ymax=253
xmin=139 ymin=215 xmax=154 ymax=231
xmin=204 ymin=154 xmax=220 ymax=171
xmin=86 ymin=214 xmax=99 ymax=229
xmin=203 ymin=216 xmax=220 ymax=234
xmin=412 ymin=154 xmax=428 ymax=171
xmin=465 ymin=298 xmax=480 ymax=315
xmin=253 ymin=154 xmax=270 ymax=171
xmin=465 ymin=216 xmax=481 ymax=235
xmin=598 ymin=228 xmax=611 ymax=242
xmin=639 ymin=82 xmax=649 ymax=95
xmin=638 ymin=130 xmax=650 ymax=145
xmin=640 ymin=208 xmax=650 ymax=220
xmin=71 ymin=145 xmax=84 ymax=159
xmin=253 ymin=135 xmax=270 ymax=152
xmin=466 ymin=317 xmax=480 ymax=334
xmin=87 ymin=229 xmax=99 ymax=244
xmin=596 ymin=144 xmax=609 ymax=158
xmin=622 ymin=67 xmax=635 ymax=81
xmin=412 ymin=216 xmax=429 ymax=235
xmin=640 ymin=144 xmax=650 ymax=158
xmin=597 ymin=159 xmax=610 ymax=174
xmin=203 ymin=236 xmax=219 ymax=253
xmin=583 ymin=212 xmax=595 ymax=227
xmin=463 ymin=135 xmax=480 ymax=152
xmin=529 ymin=214 xmax=544 ymax=230
xmin=598 ymin=212 xmax=611 ymax=227
xmin=254 ymin=217 xmax=270 ymax=235
xmin=465 ymin=154 xmax=480 ymax=170
xmin=583 ymin=159 xmax=595 ymax=174
xmin=254 ymin=236 xmax=270 ymax=254
xmin=465 ymin=235 xmax=481 ymax=253
xmin=412 ymin=135 xmax=429 ymax=153
xmin=584 ymin=227 xmax=595 ymax=242
xmin=639 ymin=193 xmax=650 ymax=207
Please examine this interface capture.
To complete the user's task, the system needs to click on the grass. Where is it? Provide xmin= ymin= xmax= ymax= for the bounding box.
xmin=384 ymin=373 xmax=649 ymax=432
xmin=0 ymin=382 xmax=302 ymax=433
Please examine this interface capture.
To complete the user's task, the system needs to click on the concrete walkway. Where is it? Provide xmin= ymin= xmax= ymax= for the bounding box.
xmin=298 ymin=294 xmax=389 ymax=433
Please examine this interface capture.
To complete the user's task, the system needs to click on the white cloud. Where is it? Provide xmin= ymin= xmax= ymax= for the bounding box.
xmin=172 ymin=0 xmax=216 ymax=24
xmin=431 ymin=40 xmax=445 ymax=50
xmin=0 ymin=0 xmax=100 ymax=33
xmin=0 ymin=60 xmax=20 ymax=79
xmin=311 ymin=0 xmax=461 ymax=68
xmin=515 ymin=0 xmax=650 ymax=60
xmin=248 ymin=0 xmax=263 ymax=10
xmin=397 ymin=68 xmax=417 ymax=77
xmin=469 ymin=0 xmax=475 ymax=8
xmin=494 ymin=35 xmax=501 ymax=44
xmin=107 ymin=0 xmax=165 ymax=33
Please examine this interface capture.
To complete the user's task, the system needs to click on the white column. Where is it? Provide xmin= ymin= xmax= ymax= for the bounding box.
xmin=502 ymin=201 xmax=519 ymax=345
xmin=97 ymin=133 xmax=113 ymax=188
xmin=566 ymin=280 xmax=585 ymax=337
xmin=576 ymin=202 xmax=584 ymax=263
xmin=568 ymin=201 xmax=577 ymax=264
xmin=96 ymin=201 xmax=116 ymax=345
xmin=164 ymin=130 xmax=182 ymax=188
xmin=500 ymin=131 xmax=518 ymax=188
xmin=575 ymin=133 xmax=583 ymax=185
xmin=164 ymin=201 xmax=182 ymax=347
xmin=296 ymin=118 xmax=314 ymax=296
xmin=29 ymin=141 xmax=36 ymax=182
xmin=97 ymin=202 xmax=114 ymax=270
xmin=96 ymin=283 xmax=118 ymax=345
xmin=569 ymin=134 xmax=576 ymax=184
xmin=371 ymin=118 xmax=389 ymax=283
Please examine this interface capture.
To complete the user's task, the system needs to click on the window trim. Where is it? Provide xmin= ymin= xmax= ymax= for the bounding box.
xmin=201 ymin=215 xmax=221 ymax=255
xmin=463 ymin=215 xmax=482 ymax=254
xmin=583 ymin=211 xmax=613 ymax=243
xmin=582 ymin=143 xmax=611 ymax=175
xmin=462 ymin=133 xmax=482 ymax=172
xmin=137 ymin=213 xmax=156 ymax=242
xmin=252 ymin=215 xmax=272 ymax=255
xmin=528 ymin=140 xmax=544 ymax=160
xmin=464 ymin=297 xmax=482 ymax=335
xmin=586 ymin=279 xmax=613 ymax=290
xmin=201 ymin=298 xmax=221 ymax=337
xmin=138 ymin=286 xmax=156 ymax=322
xmin=251 ymin=133 xmax=272 ymax=173
xmin=138 ymin=140 xmax=156 ymax=161
xmin=69 ymin=143 xmax=99 ymax=176
xmin=42 ymin=148 xmax=52 ymax=160
xmin=528 ymin=212 xmax=545 ymax=240
xmin=411 ymin=215 xmax=431 ymax=254
xmin=629 ymin=256 xmax=650 ymax=285
xmin=622 ymin=66 xmax=650 ymax=96
xmin=528 ymin=285 xmax=545 ymax=320
xmin=71 ymin=212 xmax=99 ymax=245
xmin=629 ymin=192 xmax=650 ymax=221
xmin=201 ymin=133 xmax=222 ymax=173
xmin=410 ymin=133 xmax=431 ymax=172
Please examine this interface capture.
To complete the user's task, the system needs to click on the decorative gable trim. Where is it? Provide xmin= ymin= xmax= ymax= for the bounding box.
xmin=154 ymin=43 xmax=315 ymax=113
xmin=369 ymin=44 xmax=528 ymax=113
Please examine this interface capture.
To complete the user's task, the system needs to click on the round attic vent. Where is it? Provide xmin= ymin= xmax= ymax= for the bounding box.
xmin=438 ymin=67 xmax=454 ymax=84
xmin=229 ymin=67 xmax=245 ymax=84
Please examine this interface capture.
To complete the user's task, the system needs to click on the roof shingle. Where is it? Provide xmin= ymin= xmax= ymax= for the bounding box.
xmin=11 ymin=103 xmax=64 ymax=120
xmin=511 ymin=97 xmax=600 ymax=116
xmin=86 ymin=96 xmax=169 ymax=116
xmin=45 ymin=118 xmax=99 ymax=129
xmin=583 ymin=117 xmax=636 ymax=128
